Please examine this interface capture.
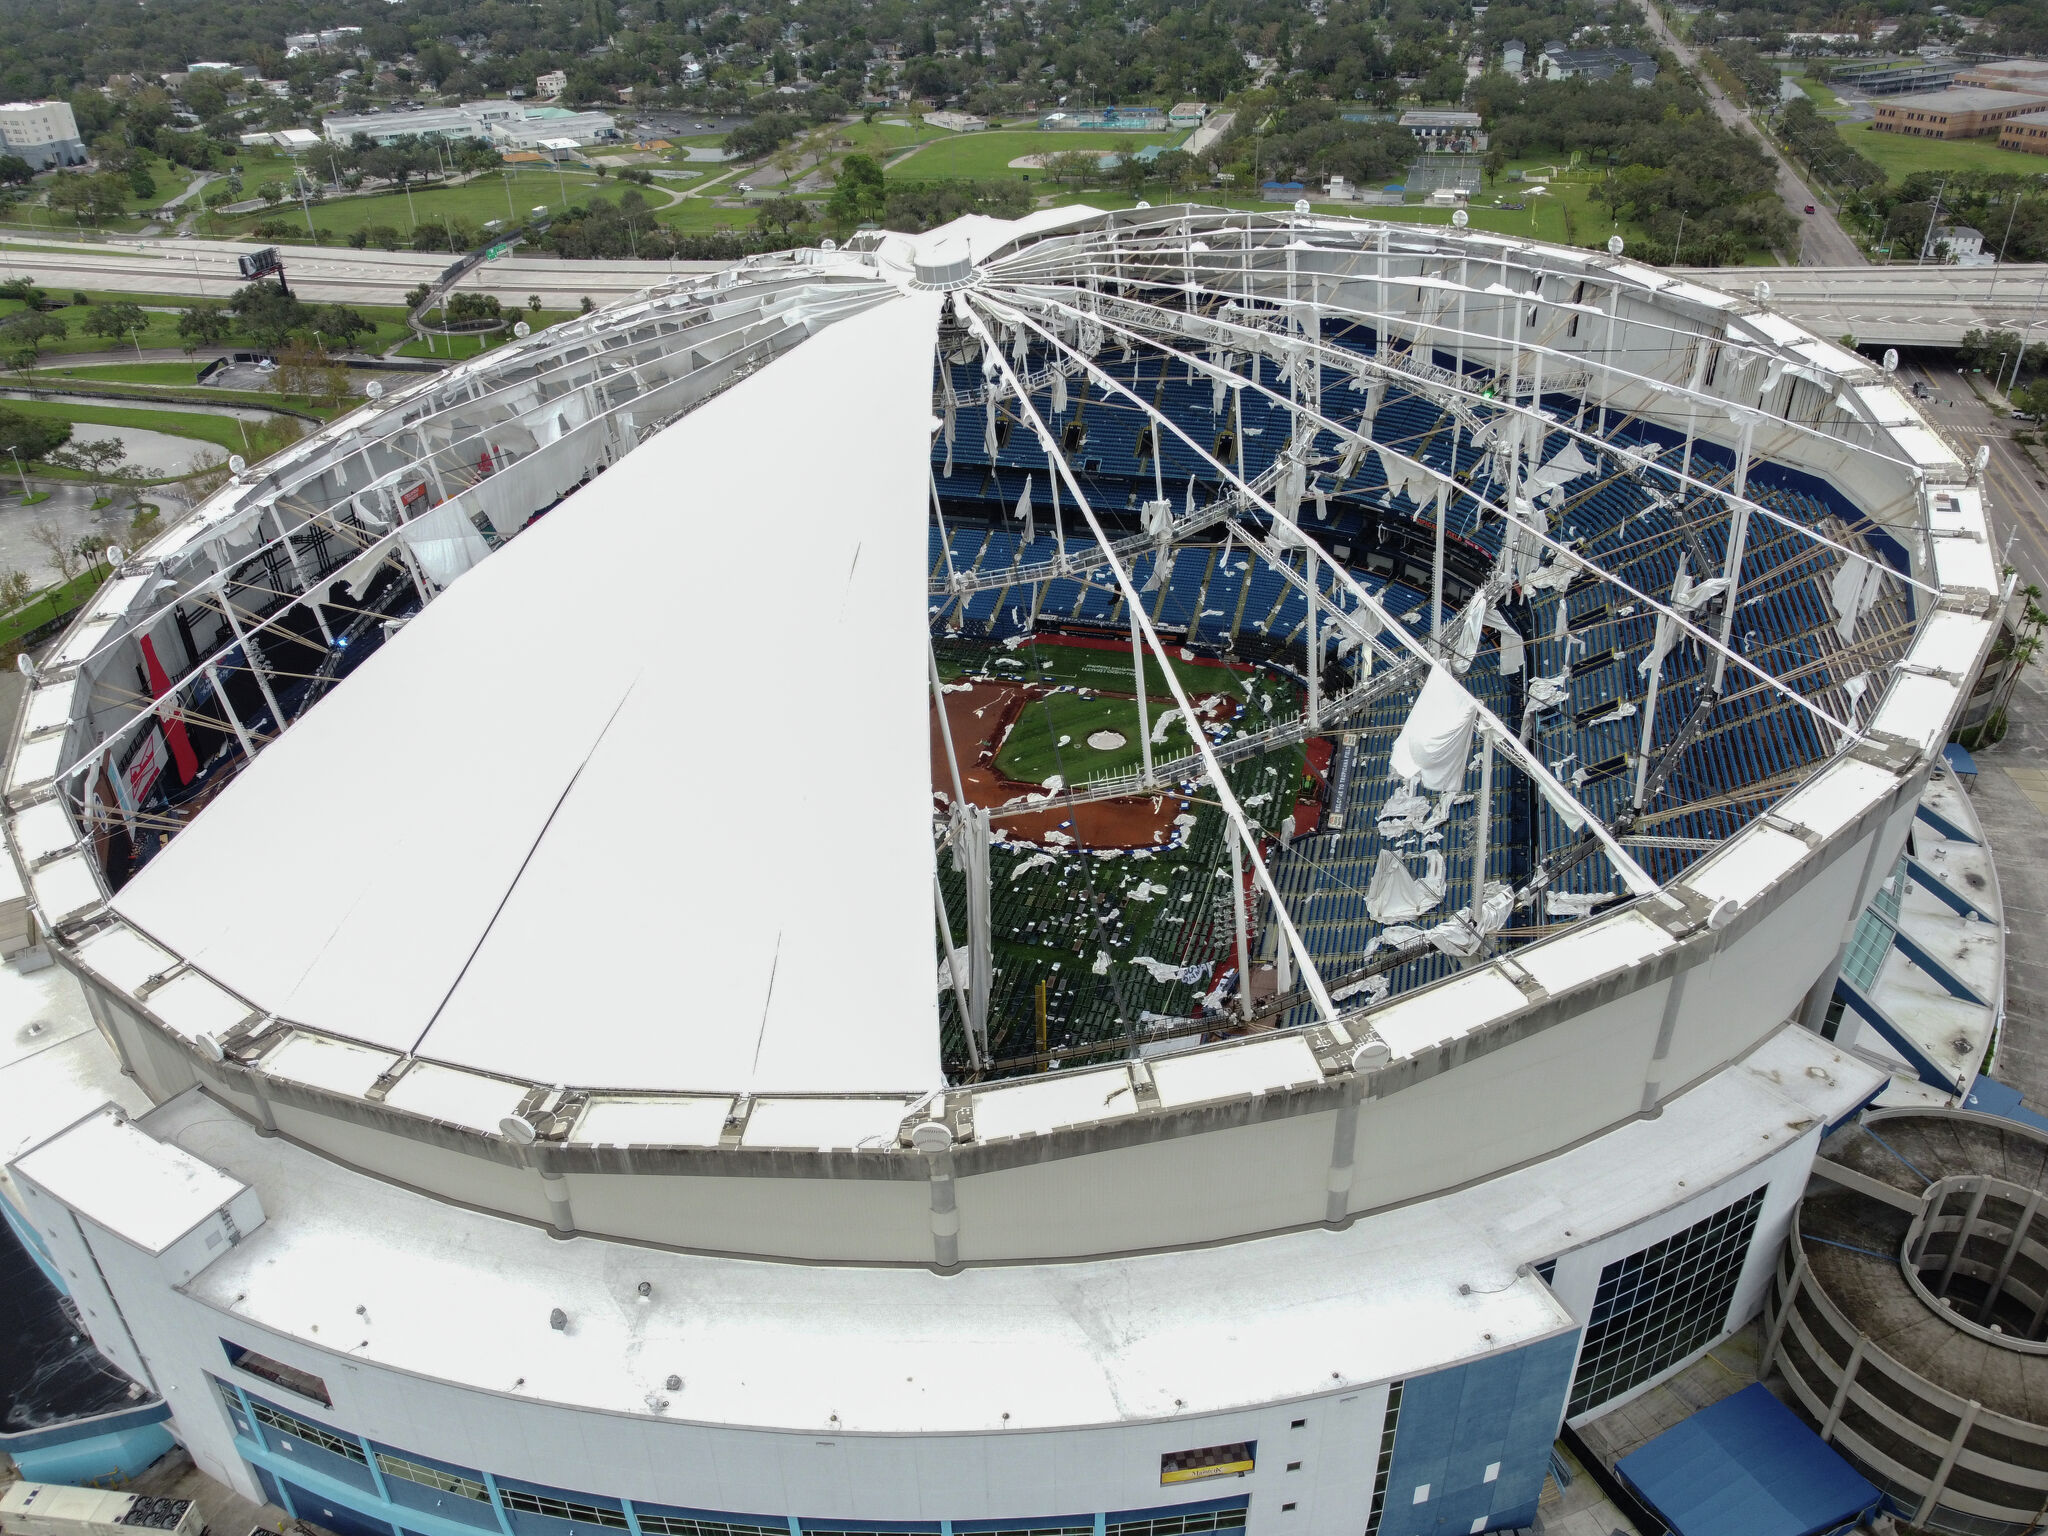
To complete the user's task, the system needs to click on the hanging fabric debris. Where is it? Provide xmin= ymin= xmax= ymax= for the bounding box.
xmin=1546 ymin=889 xmax=1618 ymax=920
xmin=1390 ymin=665 xmax=1478 ymax=790
xmin=1212 ymin=370 xmax=1229 ymax=415
xmin=984 ymin=399 xmax=999 ymax=461
xmin=1015 ymin=475 xmax=1035 ymax=546
xmin=1829 ymin=554 xmax=1881 ymax=644
xmin=1485 ymin=609 xmax=1525 ymax=676
xmin=1365 ymin=848 xmax=1447 ymax=923
xmin=1050 ymin=368 xmax=1068 ymax=415
xmin=1185 ymin=475 xmax=1198 ymax=518
xmin=1447 ymin=595 xmax=1488 ymax=673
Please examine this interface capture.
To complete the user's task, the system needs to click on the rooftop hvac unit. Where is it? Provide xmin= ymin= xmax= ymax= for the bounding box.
xmin=0 ymin=1486 xmax=201 ymax=1536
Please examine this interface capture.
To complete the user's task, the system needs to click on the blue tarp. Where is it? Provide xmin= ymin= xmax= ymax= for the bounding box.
xmin=1616 ymin=1384 xmax=1884 ymax=1536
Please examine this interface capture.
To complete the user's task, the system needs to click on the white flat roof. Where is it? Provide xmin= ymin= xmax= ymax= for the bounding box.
xmin=142 ymin=1023 xmax=1874 ymax=1433
xmin=113 ymin=291 xmax=946 ymax=1097
xmin=14 ymin=1105 xmax=244 ymax=1254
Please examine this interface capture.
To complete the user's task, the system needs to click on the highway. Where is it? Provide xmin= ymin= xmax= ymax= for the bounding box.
xmin=4 ymin=235 xmax=2041 ymax=349
xmin=1678 ymin=263 xmax=2048 ymax=347
xmin=0 ymin=235 xmax=728 ymax=310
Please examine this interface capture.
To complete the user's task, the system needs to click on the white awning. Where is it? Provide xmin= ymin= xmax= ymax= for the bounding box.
xmin=115 ymin=288 xmax=945 ymax=1096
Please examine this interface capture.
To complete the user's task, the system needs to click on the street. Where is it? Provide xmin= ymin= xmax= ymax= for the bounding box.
xmin=1635 ymin=1 xmax=1865 ymax=267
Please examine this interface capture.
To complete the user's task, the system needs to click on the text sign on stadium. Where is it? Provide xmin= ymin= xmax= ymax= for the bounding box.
xmin=124 ymin=725 xmax=168 ymax=805
xmin=1160 ymin=1441 xmax=1255 ymax=1484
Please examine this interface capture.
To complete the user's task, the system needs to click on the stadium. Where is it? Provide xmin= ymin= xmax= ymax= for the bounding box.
xmin=0 ymin=206 xmax=2012 ymax=1534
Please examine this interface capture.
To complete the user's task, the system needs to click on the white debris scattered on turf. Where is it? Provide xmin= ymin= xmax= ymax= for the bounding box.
xmin=1044 ymin=829 xmax=1075 ymax=846
xmin=1003 ymin=634 xmax=1030 ymax=650
xmin=1244 ymin=792 xmax=1271 ymax=807
xmin=1133 ymin=955 xmax=1198 ymax=984
xmin=1010 ymin=852 xmax=1055 ymax=881
xmin=941 ymin=680 xmax=974 ymax=693
xmin=1128 ymin=880 xmax=1169 ymax=902
xmin=1151 ymin=707 xmax=1182 ymax=744
xmin=1041 ymin=774 xmax=1064 ymax=792
xmin=1174 ymin=813 xmax=1198 ymax=828
xmin=1093 ymin=950 xmax=1111 ymax=975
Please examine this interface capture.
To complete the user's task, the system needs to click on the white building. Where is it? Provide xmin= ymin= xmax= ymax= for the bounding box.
xmin=0 ymin=210 xmax=2012 ymax=1536
xmin=285 ymin=27 xmax=364 ymax=56
xmin=535 ymin=70 xmax=567 ymax=99
xmin=923 ymin=109 xmax=987 ymax=131
xmin=0 ymin=99 xmax=86 ymax=170
xmin=320 ymin=101 xmax=617 ymax=148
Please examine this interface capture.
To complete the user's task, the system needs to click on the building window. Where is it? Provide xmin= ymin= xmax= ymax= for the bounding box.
xmin=222 ymin=1341 xmax=331 ymax=1407
xmin=1105 ymin=1510 xmax=1246 ymax=1536
xmin=1567 ymin=1186 xmax=1765 ymax=1417
xmin=249 ymin=1401 xmax=367 ymax=1464
xmin=376 ymin=1454 xmax=489 ymax=1503
xmin=1364 ymin=1380 xmax=1404 ymax=1535
xmin=638 ymin=1520 xmax=788 ymax=1536
xmin=500 ymin=1491 xmax=631 ymax=1529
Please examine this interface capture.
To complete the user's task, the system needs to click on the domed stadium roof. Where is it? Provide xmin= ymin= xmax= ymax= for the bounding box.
xmin=8 ymin=208 xmax=1997 ymax=1265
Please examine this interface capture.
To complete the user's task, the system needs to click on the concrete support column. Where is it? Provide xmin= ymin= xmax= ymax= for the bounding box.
xmin=913 ymin=1122 xmax=960 ymax=1272
xmin=1917 ymin=1400 xmax=1982 ymax=1528
xmin=1819 ymin=1334 xmax=1866 ymax=1440
xmin=1761 ymin=1251 xmax=1806 ymax=1376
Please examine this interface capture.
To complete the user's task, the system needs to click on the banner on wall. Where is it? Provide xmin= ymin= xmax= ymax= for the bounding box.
xmin=1160 ymin=1442 xmax=1256 ymax=1484
xmin=124 ymin=725 xmax=169 ymax=805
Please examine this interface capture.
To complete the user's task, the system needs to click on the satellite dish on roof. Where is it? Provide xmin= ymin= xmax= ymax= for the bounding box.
xmin=366 ymin=380 xmax=385 ymax=399
xmin=1452 ymin=208 xmax=1468 ymax=228
xmin=909 ymin=1120 xmax=954 ymax=1154
xmin=1136 ymin=200 xmax=1151 ymax=209
xmin=197 ymin=1033 xmax=226 ymax=1063
xmin=500 ymin=1113 xmax=538 ymax=1145
xmin=1607 ymin=235 xmax=1624 ymax=256
xmin=513 ymin=320 xmax=531 ymax=339
xmin=1883 ymin=348 xmax=1899 ymax=374
xmin=228 ymin=454 xmax=246 ymax=474
xmin=15 ymin=654 xmax=36 ymax=681
xmin=1293 ymin=199 xmax=1310 ymax=214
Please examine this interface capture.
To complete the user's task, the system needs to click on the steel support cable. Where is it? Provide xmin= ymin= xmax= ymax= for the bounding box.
xmin=991 ymin=284 xmax=1866 ymax=755
xmin=995 ymin=271 xmax=1933 ymax=597
xmin=955 ymin=292 xmax=1342 ymax=1024
xmin=981 ymin=288 xmax=1659 ymax=895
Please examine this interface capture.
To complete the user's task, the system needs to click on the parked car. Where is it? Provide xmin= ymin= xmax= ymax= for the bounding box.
xmin=1804 ymin=204 xmax=1816 ymax=214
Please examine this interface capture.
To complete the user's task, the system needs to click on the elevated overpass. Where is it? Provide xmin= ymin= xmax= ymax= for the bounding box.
xmin=1677 ymin=264 xmax=2048 ymax=348
xmin=2 ymin=236 xmax=2035 ymax=352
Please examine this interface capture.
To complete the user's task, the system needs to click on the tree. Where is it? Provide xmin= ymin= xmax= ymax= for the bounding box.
xmin=1047 ymin=150 xmax=1099 ymax=187
xmin=273 ymin=339 xmax=349 ymax=404
xmin=83 ymin=301 xmax=146 ymax=341
xmin=309 ymin=304 xmax=375 ymax=352
xmin=177 ymin=304 xmax=232 ymax=352
xmin=826 ymin=152 xmax=886 ymax=228
xmin=0 ymin=313 xmax=67 ymax=355
xmin=0 ymin=156 xmax=31 ymax=187
xmin=229 ymin=281 xmax=307 ymax=350
xmin=28 ymin=520 xmax=83 ymax=583
xmin=45 ymin=171 xmax=129 ymax=226
xmin=0 ymin=569 xmax=33 ymax=611
xmin=755 ymin=194 xmax=812 ymax=238
xmin=127 ymin=164 xmax=157 ymax=201
xmin=0 ymin=404 xmax=71 ymax=460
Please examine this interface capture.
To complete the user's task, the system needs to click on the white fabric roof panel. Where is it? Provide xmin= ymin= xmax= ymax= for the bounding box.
xmin=114 ymin=289 xmax=945 ymax=1096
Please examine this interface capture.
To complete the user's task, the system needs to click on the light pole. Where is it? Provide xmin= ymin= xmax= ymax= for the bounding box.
xmin=6 ymin=446 xmax=25 ymax=498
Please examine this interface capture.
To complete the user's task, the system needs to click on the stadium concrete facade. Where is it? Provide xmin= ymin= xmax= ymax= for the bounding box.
xmin=0 ymin=208 xmax=2011 ymax=1534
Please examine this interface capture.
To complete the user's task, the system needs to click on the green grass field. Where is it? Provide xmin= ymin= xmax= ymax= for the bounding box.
xmin=890 ymin=128 xmax=1187 ymax=182
xmin=1835 ymin=120 xmax=2041 ymax=179
xmin=996 ymin=691 xmax=1154 ymax=782
xmin=214 ymin=166 xmax=611 ymax=241
xmin=31 ymin=362 xmax=209 ymax=385
xmin=1 ymin=397 xmax=292 ymax=457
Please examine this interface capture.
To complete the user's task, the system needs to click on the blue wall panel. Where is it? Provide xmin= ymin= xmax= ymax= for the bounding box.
xmin=11 ymin=1424 xmax=175 ymax=1486
xmin=281 ymin=1478 xmax=402 ymax=1536
xmin=1379 ymin=1332 xmax=1578 ymax=1536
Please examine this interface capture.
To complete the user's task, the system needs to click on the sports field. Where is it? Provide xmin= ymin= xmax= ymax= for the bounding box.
xmin=1835 ymin=120 xmax=2037 ymax=179
xmin=994 ymin=691 xmax=1156 ymax=783
xmin=890 ymin=129 xmax=1186 ymax=182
